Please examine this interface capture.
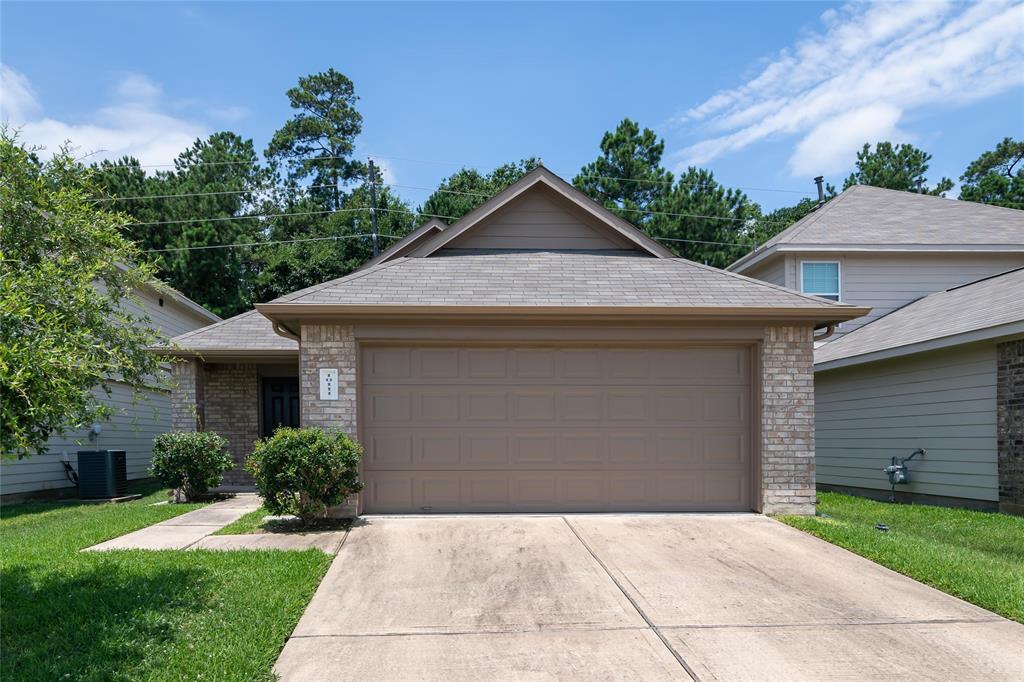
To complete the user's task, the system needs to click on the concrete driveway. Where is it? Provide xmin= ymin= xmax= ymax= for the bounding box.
xmin=275 ymin=515 xmax=1024 ymax=681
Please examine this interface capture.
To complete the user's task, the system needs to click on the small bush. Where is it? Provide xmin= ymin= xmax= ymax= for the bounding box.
xmin=246 ymin=427 xmax=363 ymax=524
xmin=151 ymin=431 xmax=234 ymax=501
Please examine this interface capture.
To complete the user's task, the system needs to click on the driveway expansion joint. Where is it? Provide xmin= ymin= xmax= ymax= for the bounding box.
xmin=561 ymin=516 xmax=701 ymax=682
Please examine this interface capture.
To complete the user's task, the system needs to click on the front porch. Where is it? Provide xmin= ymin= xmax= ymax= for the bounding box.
xmin=171 ymin=358 xmax=299 ymax=488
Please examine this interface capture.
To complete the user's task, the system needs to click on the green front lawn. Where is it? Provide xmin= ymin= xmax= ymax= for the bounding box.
xmin=781 ymin=492 xmax=1024 ymax=623
xmin=1 ymin=484 xmax=332 ymax=681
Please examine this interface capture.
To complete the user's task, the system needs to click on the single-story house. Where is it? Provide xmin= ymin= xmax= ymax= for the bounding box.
xmin=814 ymin=268 xmax=1024 ymax=513
xmin=1 ymin=282 xmax=220 ymax=502
xmin=163 ymin=165 xmax=868 ymax=515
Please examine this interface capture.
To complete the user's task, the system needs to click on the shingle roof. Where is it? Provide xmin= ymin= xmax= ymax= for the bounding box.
xmin=266 ymin=250 xmax=863 ymax=312
xmin=730 ymin=186 xmax=1024 ymax=272
xmin=163 ymin=310 xmax=297 ymax=355
xmin=815 ymin=267 xmax=1024 ymax=367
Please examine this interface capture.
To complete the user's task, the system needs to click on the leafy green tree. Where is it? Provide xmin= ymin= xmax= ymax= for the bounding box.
xmin=959 ymin=137 xmax=1024 ymax=209
xmin=95 ymin=133 xmax=269 ymax=318
xmin=419 ymin=159 xmax=538 ymax=222
xmin=252 ymin=184 xmax=416 ymax=302
xmin=649 ymin=167 xmax=759 ymax=268
xmin=573 ymin=118 xmax=672 ymax=223
xmin=1 ymin=130 xmax=162 ymax=458
xmin=266 ymin=68 xmax=365 ymax=210
xmin=844 ymin=142 xmax=953 ymax=196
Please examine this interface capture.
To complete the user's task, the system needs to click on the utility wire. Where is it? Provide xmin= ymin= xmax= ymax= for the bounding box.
xmin=144 ymin=233 xmax=402 ymax=254
xmin=125 ymin=206 xmax=461 ymax=227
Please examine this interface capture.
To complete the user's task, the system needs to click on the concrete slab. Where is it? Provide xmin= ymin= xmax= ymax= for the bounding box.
xmin=275 ymin=628 xmax=688 ymax=682
xmin=190 ymin=531 xmax=348 ymax=554
xmin=566 ymin=514 xmax=998 ymax=627
xmin=159 ymin=507 xmax=258 ymax=526
xmin=290 ymin=517 xmax=645 ymax=637
xmin=663 ymin=620 xmax=1024 ymax=682
xmin=84 ymin=523 xmax=221 ymax=551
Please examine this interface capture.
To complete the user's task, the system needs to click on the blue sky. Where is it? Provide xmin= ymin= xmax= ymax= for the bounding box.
xmin=2 ymin=1 xmax=1022 ymax=210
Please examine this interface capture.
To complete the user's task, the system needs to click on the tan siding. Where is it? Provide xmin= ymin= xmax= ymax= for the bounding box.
xmin=805 ymin=252 xmax=1024 ymax=337
xmin=815 ymin=343 xmax=998 ymax=501
xmin=3 ymin=284 xmax=213 ymax=498
xmin=444 ymin=187 xmax=636 ymax=252
xmin=744 ymin=258 xmax=786 ymax=287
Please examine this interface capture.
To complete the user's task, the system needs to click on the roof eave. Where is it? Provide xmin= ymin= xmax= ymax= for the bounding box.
xmin=256 ymin=302 xmax=870 ymax=325
xmin=815 ymin=319 xmax=1024 ymax=371
xmin=150 ymin=347 xmax=299 ymax=360
xmin=730 ymin=242 xmax=1024 ymax=274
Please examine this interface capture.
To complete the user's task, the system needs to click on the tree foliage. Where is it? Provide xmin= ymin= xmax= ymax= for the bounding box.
xmin=252 ymin=184 xmax=416 ymax=302
xmin=959 ymin=137 xmax=1024 ymax=209
xmin=93 ymin=133 xmax=270 ymax=317
xmin=650 ymin=167 xmax=759 ymax=268
xmin=419 ymin=159 xmax=538 ymax=223
xmin=266 ymin=69 xmax=365 ymax=211
xmin=0 ymin=130 xmax=162 ymax=458
xmin=844 ymin=142 xmax=954 ymax=196
xmin=573 ymin=118 xmax=672 ymax=224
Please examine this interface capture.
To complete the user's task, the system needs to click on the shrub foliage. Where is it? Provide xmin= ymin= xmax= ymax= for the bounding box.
xmin=151 ymin=431 xmax=233 ymax=501
xmin=246 ymin=427 xmax=363 ymax=523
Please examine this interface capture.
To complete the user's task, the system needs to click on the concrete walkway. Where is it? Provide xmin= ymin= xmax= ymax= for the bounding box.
xmin=85 ymin=494 xmax=261 ymax=551
xmin=275 ymin=514 xmax=1024 ymax=681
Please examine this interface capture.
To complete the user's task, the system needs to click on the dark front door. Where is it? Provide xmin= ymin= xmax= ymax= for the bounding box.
xmin=262 ymin=377 xmax=300 ymax=437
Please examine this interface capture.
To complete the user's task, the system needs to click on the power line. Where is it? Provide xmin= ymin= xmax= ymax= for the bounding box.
xmin=574 ymin=173 xmax=814 ymax=196
xmin=125 ymin=206 xmax=461 ymax=228
xmin=143 ymin=233 xmax=402 ymax=254
xmin=101 ymin=182 xmax=490 ymax=204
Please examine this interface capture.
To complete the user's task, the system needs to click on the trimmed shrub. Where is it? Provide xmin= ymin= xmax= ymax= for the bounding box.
xmin=246 ymin=427 xmax=363 ymax=524
xmin=151 ymin=431 xmax=233 ymax=501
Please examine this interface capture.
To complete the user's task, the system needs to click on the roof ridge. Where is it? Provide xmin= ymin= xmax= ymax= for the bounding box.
xmin=273 ymin=257 xmax=409 ymax=303
xmin=170 ymin=309 xmax=260 ymax=343
xmin=781 ymin=186 xmax=854 ymax=243
xmin=668 ymin=257 xmax=857 ymax=308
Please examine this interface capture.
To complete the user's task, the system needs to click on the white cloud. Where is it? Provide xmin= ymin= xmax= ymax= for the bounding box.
xmin=1 ymin=64 xmax=40 ymax=121
xmin=674 ymin=0 xmax=1024 ymax=177
xmin=1 ymin=65 xmax=206 ymax=168
xmin=790 ymin=102 xmax=906 ymax=176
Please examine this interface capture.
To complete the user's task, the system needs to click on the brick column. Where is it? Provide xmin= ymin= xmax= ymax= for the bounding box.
xmin=997 ymin=339 xmax=1024 ymax=515
xmin=171 ymin=358 xmax=203 ymax=431
xmin=761 ymin=325 xmax=816 ymax=515
xmin=300 ymin=324 xmax=359 ymax=516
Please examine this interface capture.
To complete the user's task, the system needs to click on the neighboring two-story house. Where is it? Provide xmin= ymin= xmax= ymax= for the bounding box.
xmin=730 ymin=185 xmax=1024 ymax=513
xmin=0 ymin=283 xmax=219 ymax=502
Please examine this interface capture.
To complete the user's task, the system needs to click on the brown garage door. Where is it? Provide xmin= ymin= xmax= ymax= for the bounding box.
xmin=360 ymin=345 xmax=753 ymax=513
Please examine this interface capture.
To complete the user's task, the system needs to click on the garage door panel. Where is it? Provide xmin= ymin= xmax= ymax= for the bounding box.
xmin=361 ymin=345 xmax=753 ymax=513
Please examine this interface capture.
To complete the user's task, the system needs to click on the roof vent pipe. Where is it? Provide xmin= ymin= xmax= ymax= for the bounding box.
xmin=814 ymin=176 xmax=825 ymax=207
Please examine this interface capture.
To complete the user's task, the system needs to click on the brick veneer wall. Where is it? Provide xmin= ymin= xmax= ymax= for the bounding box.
xmin=203 ymin=363 xmax=259 ymax=487
xmin=997 ymin=339 xmax=1024 ymax=515
xmin=300 ymin=324 xmax=359 ymax=516
xmin=760 ymin=325 xmax=816 ymax=515
xmin=171 ymin=359 xmax=203 ymax=430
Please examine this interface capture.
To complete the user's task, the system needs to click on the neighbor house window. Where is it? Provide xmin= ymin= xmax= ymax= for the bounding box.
xmin=801 ymin=261 xmax=840 ymax=301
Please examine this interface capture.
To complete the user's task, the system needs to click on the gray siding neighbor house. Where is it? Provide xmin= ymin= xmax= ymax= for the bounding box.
xmin=0 ymin=283 xmax=219 ymax=501
xmin=160 ymin=165 xmax=868 ymax=516
xmin=730 ymin=186 xmax=1024 ymax=513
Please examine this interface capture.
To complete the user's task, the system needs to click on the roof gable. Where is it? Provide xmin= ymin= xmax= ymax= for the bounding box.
xmin=362 ymin=218 xmax=447 ymax=269
xmin=408 ymin=165 xmax=674 ymax=259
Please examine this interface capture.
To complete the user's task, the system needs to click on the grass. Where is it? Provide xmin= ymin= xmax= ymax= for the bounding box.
xmin=780 ymin=492 xmax=1024 ymax=623
xmin=214 ymin=505 xmax=350 ymax=536
xmin=1 ymin=484 xmax=332 ymax=681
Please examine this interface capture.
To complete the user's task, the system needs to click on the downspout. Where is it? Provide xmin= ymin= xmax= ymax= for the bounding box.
xmin=813 ymin=323 xmax=836 ymax=342
xmin=271 ymin=321 xmax=300 ymax=342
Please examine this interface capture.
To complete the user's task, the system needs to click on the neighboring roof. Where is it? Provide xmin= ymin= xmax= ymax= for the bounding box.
xmin=159 ymin=310 xmax=297 ymax=358
xmin=730 ymin=185 xmax=1024 ymax=273
xmin=361 ymin=218 xmax=447 ymax=270
xmin=815 ymin=267 xmax=1024 ymax=370
xmin=407 ymin=165 xmax=676 ymax=259
xmin=257 ymin=251 xmax=868 ymax=324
